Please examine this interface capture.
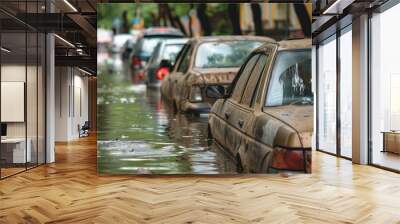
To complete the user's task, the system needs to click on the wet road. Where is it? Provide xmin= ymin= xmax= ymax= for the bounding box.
xmin=97 ymin=71 xmax=237 ymax=174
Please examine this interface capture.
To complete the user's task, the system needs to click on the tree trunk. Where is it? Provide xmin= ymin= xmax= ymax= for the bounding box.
xmin=188 ymin=4 xmax=194 ymax=37
xmin=228 ymin=4 xmax=242 ymax=35
xmin=188 ymin=15 xmax=193 ymax=37
xmin=251 ymin=3 xmax=263 ymax=36
xmin=294 ymin=4 xmax=311 ymax=37
xmin=196 ymin=3 xmax=212 ymax=36
xmin=173 ymin=16 xmax=188 ymax=36
xmin=162 ymin=4 xmax=187 ymax=36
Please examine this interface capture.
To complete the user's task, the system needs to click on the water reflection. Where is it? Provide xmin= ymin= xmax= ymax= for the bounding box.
xmin=97 ymin=73 xmax=236 ymax=174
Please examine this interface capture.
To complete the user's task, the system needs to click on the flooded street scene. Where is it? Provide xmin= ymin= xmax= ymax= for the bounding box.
xmin=97 ymin=3 xmax=312 ymax=174
xmin=97 ymin=73 xmax=237 ymax=174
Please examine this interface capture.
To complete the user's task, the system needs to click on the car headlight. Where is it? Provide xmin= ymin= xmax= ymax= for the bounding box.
xmin=190 ymin=86 xmax=203 ymax=102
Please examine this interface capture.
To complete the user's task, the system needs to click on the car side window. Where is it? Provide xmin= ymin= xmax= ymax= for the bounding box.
xmin=172 ymin=44 xmax=188 ymax=72
xmin=240 ymin=54 xmax=268 ymax=107
xmin=177 ymin=44 xmax=192 ymax=74
xmin=231 ymin=54 xmax=260 ymax=102
xmin=148 ymin=43 xmax=161 ymax=65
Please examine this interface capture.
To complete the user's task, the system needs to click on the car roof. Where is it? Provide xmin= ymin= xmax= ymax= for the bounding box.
xmin=192 ymin=35 xmax=275 ymax=43
xmin=142 ymin=27 xmax=184 ymax=37
xmin=277 ymin=38 xmax=311 ymax=50
xmin=253 ymin=38 xmax=311 ymax=53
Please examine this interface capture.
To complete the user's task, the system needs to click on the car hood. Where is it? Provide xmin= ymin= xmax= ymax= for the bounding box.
xmin=264 ymin=105 xmax=313 ymax=148
xmin=191 ymin=67 xmax=239 ymax=85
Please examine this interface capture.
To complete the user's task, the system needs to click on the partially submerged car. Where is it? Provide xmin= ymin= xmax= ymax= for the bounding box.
xmin=143 ymin=38 xmax=188 ymax=88
xmin=160 ymin=36 xmax=274 ymax=114
xmin=130 ymin=27 xmax=184 ymax=78
xmin=207 ymin=39 xmax=312 ymax=173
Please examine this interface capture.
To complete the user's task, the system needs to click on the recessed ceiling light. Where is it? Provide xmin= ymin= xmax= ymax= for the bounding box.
xmin=54 ymin=34 xmax=75 ymax=48
xmin=78 ymin=67 xmax=93 ymax=76
xmin=63 ymin=0 xmax=78 ymax=12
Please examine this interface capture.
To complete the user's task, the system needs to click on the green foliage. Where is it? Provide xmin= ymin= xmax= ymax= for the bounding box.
xmin=97 ymin=3 xmax=233 ymax=35
xmin=171 ymin=3 xmax=192 ymax=17
xmin=97 ymin=3 xmax=158 ymax=29
xmin=205 ymin=4 xmax=231 ymax=35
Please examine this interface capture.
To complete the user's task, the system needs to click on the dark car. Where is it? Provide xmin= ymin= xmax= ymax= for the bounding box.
xmin=160 ymin=36 xmax=274 ymax=114
xmin=143 ymin=38 xmax=188 ymax=88
xmin=121 ymin=38 xmax=136 ymax=61
xmin=207 ymin=39 xmax=312 ymax=173
xmin=130 ymin=27 xmax=184 ymax=78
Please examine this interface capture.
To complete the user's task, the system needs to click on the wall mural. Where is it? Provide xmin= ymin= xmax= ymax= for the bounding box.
xmin=97 ymin=3 xmax=312 ymax=174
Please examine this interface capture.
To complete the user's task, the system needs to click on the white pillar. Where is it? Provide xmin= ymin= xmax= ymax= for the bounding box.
xmin=46 ymin=32 xmax=55 ymax=163
xmin=45 ymin=0 xmax=55 ymax=163
xmin=312 ymin=45 xmax=317 ymax=151
xmin=352 ymin=14 xmax=369 ymax=164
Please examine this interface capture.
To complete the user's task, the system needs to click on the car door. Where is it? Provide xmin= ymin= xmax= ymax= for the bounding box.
xmin=163 ymin=43 xmax=190 ymax=100
xmin=171 ymin=43 xmax=194 ymax=109
xmin=237 ymin=53 xmax=272 ymax=172
xmin=220 ymin=54 xmax=260 ymax=157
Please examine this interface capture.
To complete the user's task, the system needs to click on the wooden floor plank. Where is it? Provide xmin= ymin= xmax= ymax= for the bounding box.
xmin=0 ymin=135 xmax=399 ymax=223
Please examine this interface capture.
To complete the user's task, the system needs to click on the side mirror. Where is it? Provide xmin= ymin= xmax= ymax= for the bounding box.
xmin=160 ymin=59 xmax=173 ymax=71
xmin=205 ymin=85 xmax=228 ymax=99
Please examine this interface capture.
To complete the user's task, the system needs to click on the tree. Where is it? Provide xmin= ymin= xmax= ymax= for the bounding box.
xmin=228 ymin=4 xmax=242 ymax=35
xmin=122 ymin=10 xmax=129 ymax=33
xmin=188 ymin=4 xmax=194 ymax=37
xmin=251 ymin=3 xmax=263 ymax=36
xmin=196 ymin=3 xmax=212 ymax=36
xmin=294 ymin=4 xmax=311 ymax=37
xmin=158 ymin=3 xmax=188 ymax=36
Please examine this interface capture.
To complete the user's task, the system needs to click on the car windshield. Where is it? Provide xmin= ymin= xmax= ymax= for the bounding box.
xmin=140 ymin=37 xmax=163 ymax=57
xmin=162 ymin=44 xmax=184 ymax=64
xmin=113 ymin=35 xmax=132 ymax=48
xmin=194 ymin=40 xmax=264 ymax=68
xmin=265 ymin=49 xmax=312 ymax=106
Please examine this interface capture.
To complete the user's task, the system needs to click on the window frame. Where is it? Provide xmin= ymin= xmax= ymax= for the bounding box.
xmin=240 ymin=53 xmax=269 ymax=108
xmin=228 ymin=53 xmax=261 ymax=103
xmin=192 ymin=40 xmax=264 ymax=69
xmin=176 ymin=43 xmax=193 ymax=74
xmin=263 ymin=48 xmax=312 ymax=108
xmin=172 ymin=43 xmax=189 ymax=73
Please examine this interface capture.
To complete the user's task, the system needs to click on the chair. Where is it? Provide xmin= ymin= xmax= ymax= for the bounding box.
xmin=79 ymin=121 xmax=90 ymax=138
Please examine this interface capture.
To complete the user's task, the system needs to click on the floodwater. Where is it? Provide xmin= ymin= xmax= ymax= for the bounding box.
xmin=97 ymin=70 xmax=237 ymax=174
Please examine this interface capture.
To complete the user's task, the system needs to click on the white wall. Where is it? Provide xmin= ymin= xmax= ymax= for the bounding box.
xmin=55 ymin=67 xmax=89 ymax=141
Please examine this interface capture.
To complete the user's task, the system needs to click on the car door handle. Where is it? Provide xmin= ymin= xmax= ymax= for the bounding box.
xmin=224 ymin=112 xmax=231 ymax=119
xmin=238 ymin=120 xmax=244 ymax=128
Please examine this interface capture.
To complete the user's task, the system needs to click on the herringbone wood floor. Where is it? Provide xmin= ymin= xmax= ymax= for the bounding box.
xmin=0 ymin=135 xmax=400 ymax=224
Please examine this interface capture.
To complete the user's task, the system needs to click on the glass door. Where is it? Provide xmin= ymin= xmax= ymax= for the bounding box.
xmin=339 ymin=26 xmax=352 ymax=158
xmin=1 ymin=29 xmax=28 ymax=178
xmin=0 ymin=1 xmax=46 ymax=179
xmin=370 ymin=3 xmax=400 ymax=171
xmin=317 ymin=35 xmax=337 ymax=155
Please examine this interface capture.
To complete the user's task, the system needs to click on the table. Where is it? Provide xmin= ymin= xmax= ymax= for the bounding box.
xmin=1 ymin=138 xmax=31 ymax=164
xmin=382 ymin=131 xmax=400 ymax=154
